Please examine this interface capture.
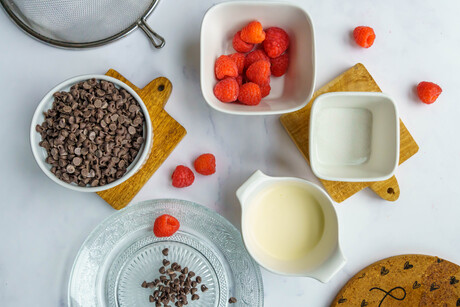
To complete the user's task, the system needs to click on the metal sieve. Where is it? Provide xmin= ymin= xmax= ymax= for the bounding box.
xmin=0 ymin=0 xmax=165 ymax=49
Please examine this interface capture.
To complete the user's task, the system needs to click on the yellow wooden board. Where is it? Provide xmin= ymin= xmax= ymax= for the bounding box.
xmin=331 ymin=255 xmax=460 ymax=306
xmin=97 ymin=69 xmax=186 ymax=210
xmin=280 ymin=63 xmax=419 ymax=202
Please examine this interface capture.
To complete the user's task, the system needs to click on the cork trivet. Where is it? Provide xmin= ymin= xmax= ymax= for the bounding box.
xmin=331 ymin=255 xmax=460 ymax=306
xmin=96 ymin=69 xmax=187 ymax=210
xmin=280 ymin=63 xmax=419 ymax=203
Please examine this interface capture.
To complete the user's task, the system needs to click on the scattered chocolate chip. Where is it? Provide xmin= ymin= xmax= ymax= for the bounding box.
xmin=141 ymin=249 xmax=209 ymax=305
xmin=229 ymin=297 xmax=237 ymax=304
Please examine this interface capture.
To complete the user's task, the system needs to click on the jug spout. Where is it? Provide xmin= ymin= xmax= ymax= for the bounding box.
xmin=309 ymin=246 xmax=346 ymax=283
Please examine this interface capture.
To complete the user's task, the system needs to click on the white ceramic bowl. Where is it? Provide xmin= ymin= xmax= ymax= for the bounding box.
xmin=30 ymin=74 xmax=153 ymax=192
xmin=236 ymin=170 xmax=346 ymax=282
xmin=309 ymin=92 xmax=399 ymax=182
xmin=200 ymin=1 xmax=316 ymax=115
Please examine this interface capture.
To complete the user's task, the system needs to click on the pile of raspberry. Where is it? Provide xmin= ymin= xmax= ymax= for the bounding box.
xmin=213 ymin=20 xmax=290 ymax=106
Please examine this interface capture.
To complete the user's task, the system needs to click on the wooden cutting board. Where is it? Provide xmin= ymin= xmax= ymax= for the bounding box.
xmin=331 ymin=255 xmax=460 ymax=307
xmin=97 ymin=69 xmax=186 ymax=210
xmin=280 ymin=63 xmax=419 ymax=203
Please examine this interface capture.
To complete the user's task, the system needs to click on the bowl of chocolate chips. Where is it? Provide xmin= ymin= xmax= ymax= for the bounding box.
xmin=30 ymin=75 xmax=153 ymax=192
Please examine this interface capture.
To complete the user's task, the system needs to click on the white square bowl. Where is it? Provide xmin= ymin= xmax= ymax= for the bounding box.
xmin=200 ymin=1 xmax=316 ymax=115
xmin=309 ymin=92 xmax=400 ymax=182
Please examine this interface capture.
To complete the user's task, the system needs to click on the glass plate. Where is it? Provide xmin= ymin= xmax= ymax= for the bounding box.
xmin=68 ymin=199 xmax=264 ymax=306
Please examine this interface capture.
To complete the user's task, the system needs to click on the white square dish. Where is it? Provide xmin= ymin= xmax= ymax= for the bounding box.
xmin=200 ymin=1 xmax=316 ymax=115
xmin=309 ymin=92 xmax=399 ymax=182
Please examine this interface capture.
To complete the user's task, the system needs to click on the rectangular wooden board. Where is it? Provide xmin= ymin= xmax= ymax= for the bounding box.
xmin=280 ymin=63 xmax=419 ymax=203
xmin=97 ymin=69 xmax=187 ymax=210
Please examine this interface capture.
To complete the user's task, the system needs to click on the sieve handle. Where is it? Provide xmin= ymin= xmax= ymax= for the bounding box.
xmin=138 ymin=18 xmax=165 ymax=49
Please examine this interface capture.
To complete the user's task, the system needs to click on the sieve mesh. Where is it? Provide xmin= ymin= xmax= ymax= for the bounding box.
xmin=1 ymin=0 xmax=162 ymax=47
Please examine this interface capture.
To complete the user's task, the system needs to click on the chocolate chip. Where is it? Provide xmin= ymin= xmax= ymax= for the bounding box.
xmin=229 ymin=297 xmax=237 ymax=304
xmin=191 ymin=294 xmax=199 ymax=301
xmin=201 ymin=285 xmax=208 ymax=292
xmin=66 ymin=165 xmax=75 ymax=174
xmin=163 ymin=259 xmax=170 ymax=266
xmin=196 ymin=276 xmax=202 ymax=284
xmin=72 ymin=157 xmax=82 ymax=166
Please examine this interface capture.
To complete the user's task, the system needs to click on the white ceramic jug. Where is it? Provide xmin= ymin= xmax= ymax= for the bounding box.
xmin=236 ymin=170 xmax=346 ymax=283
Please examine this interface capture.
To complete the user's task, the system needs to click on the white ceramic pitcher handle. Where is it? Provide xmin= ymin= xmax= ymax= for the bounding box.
xmin=310 ymin=246 xmax=346 ymax=283
xmin=236 ymin=170 xmax=269 ymax=204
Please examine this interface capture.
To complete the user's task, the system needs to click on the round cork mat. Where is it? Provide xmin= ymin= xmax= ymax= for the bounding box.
xmin=332 ymin=255 xmax=460 ymax=307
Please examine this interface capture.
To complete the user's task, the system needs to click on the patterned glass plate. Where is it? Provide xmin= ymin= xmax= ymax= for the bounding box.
xmin=68 ymin=199 xmax=264 ymax=307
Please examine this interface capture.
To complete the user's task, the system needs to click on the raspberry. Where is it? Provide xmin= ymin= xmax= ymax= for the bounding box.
xmin=245 ymin=49 xmax=270 ymax=69
xmin=213 ymin=78 xmax=239 ymax=103
xmin=194 ymin=153 xmax=216 ymax=175
xmin=236 ymin=75 xmax=243 ymax=86
xmin=263 ymin=27 xmax=290 ymax=58
xmin=232 ymin=31 xmax=254 ymax=53
xmin=240 ymin=21 xmax=266 ymax=44
xmin=417 ymin=82 xmax=442 ymax=104
xmin=353 ymin=26 xmax=376 ymax=48
xmin=215 ymin=55 xmax=238 ymax=80
xmin=171 ymin=165 xmax=195 ymax=188
xmin=260 ymin=83 xmax=271 ymax=98
xmin=153 ymin=214 xmax=180 ymax=237
xmin=246 ymin=60 xmax=271 ymax=86
xmin=270 ymin=53 xmax=289 ymax=77
xmin=238 ymin=82 xmax=261 ymax=106
xmin=229 ymin=53 xmax=245 ymax=75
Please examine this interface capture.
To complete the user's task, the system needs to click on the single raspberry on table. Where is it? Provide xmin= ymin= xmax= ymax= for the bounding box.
xmin=194 ymin=153 xmax=216 ymax=175
xmin=232 ymin=31 xmax=254 ymax=53
xmin=213 ymin=78 xmax=239 ymax=103
xmin=238 ymin=82 xmax=262 ymax=106
xmin=353 ymin=26 xmax=376 ymax=48
xmin=229 ymin=53 xmax=245 ymax=75
xmin=263 ymin=27 xmax=290 ymax=58
xmin=240 ymin=21 xmax=266 ymax=44
xmin=171 ymin=165 xmax=195 ymax=188
xmin=215 ymin=55 xmax=238 ymax=80
xmin=260 ymin=83 xmax=271 ymax=98
xmin=270 ymin=53 xmax=289 ymax=77
xmin=246 ymin=60 xmax=271 ymax=86
xmin=244 ymin=49 xmax=270 ymax=69
xmin=154 ymin=214 xmax=180 ymax=237
xmin=417 ymin=82 xmax=442 ymax=104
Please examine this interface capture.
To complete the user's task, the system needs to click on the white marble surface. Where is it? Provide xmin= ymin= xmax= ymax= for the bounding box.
xmin=1 ymin=0 xmax=460 ymax=306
